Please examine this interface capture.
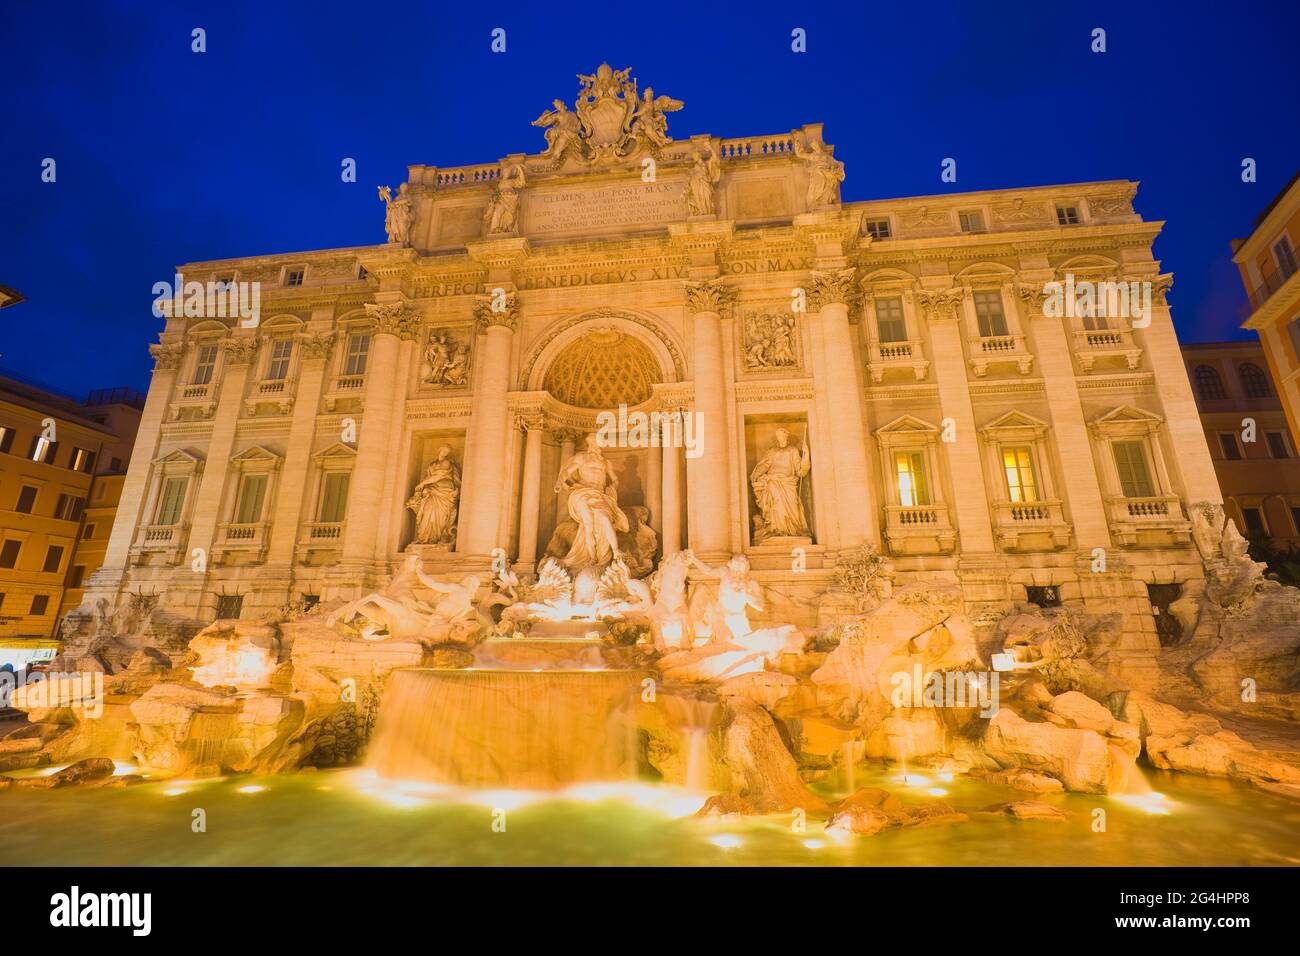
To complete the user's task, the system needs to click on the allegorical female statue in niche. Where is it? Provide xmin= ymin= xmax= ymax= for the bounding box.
xmin=407 ymin=445 xmax=461 ymax=546
xmin=749 ymin=426 xmax=811 ymax=542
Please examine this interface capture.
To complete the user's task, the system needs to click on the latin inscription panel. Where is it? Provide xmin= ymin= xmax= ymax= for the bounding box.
xmin=522 ymin=180 xmax=686 ymax=237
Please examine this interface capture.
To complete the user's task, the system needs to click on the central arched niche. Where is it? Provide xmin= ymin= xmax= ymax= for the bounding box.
xmin=542 ymin=327 xmax=659 ymax=408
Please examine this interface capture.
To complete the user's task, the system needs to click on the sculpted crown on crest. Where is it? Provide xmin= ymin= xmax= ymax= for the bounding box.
xmin=532 ymin=62 xmax=683 ymax=167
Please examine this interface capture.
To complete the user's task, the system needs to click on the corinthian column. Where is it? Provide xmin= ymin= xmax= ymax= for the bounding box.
xmin=809 ymin=268 xmax=877 ymax=548
xmin=458 ymin=291 xmax=520 ymax=559
xmin=341 ymin=302 xmax=418 ymax=565
xmin=514 ymin=412 xmax=545 ymax=570
xmin=684 ymin=279 xmax=735 ymax=560
xmin=88 ymin=341 xmax=184 ymax=598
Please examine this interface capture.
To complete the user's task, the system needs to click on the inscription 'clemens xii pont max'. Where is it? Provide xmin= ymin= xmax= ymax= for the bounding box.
xmin=522 ymin=181 xmax=684 ymax=236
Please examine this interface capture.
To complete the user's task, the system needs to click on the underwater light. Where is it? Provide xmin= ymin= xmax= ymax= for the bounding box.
xmin=926 ymin=787 xmax=948 ymax=797
xmin=802 ymin=839 xmax=825 ymax=850
xmin=237 ymin=785 xmax=267 ymax=794
xmin=709 ymin=834 xmax=743 ymax=850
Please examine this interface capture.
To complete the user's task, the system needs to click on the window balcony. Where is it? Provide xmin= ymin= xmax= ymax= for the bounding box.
xmin=1105 ymin=495 xmax=1192 ymax=547
xmin=129 ymin=524 xmax=188 ymax=564
xmin=867 ymin=340 xmax=929 ymax=383
xmin=992 ymin=499 xmax=1072 ymax=551
xmin=296 ymin=522 xmax=346 ymax=564
xmin=882 ymin=504 xmax=956 ymax=554
xmin=213 ymin=521 xmax=271 ymax=563
xmin=168 ymin=382 xmax=218 ymax=421
xmin=968 ymin=333 xmax=1033 ymax=377
xmin=323 ymin=374 xmax=366 ymax=413
xmin=1243 ymin=263 xmax=1297 ymax=315
xmin=1072 ymin=327 xmax=1142 ymax=371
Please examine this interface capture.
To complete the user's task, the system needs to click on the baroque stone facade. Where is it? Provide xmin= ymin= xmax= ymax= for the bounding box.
xmin=83 ymin=64 xmax=1222 ymax=691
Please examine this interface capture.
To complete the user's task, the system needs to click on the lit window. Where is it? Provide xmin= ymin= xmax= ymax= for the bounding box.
xmin=865 ymin=218 xmax=891 ymax=240
xmin=319 ymin=472 xmax=350 ymax=522
xmin=1218 ymin=434 xmax=1243 ymax=460
xmin=193 ymin=344 xmax=219 ymax=385
xmin=70 ymin=447 xmax=96 ymax=473
xmin=343 ymin=333 xmax=370 ymax=376
xmin=1113 ymin=441 xmax=1156 ymax=498
xmin=958 ymin=211 xmax=985 ymax=233
xmin=156 ymin=476 xmax=189 ymax=526
xmin=29 ymin=434 xmax=57 ymax=464
xmin=874 ymin=296 xmax=907 ymax=343
xmin=1055 ymin=205 xmax=1080 ymax=226
xmin=234 ymin=474 xmax=268 ymax=524
xmin=1002 ymin=446 xmax=1038 ymax=502
xmin=973 ymin=290 xmax=1008 ymax=337
xmin=894 ymin=451 xmax=930 ymax=507
xmin=266 ymin=338 xmax=294 ymax=380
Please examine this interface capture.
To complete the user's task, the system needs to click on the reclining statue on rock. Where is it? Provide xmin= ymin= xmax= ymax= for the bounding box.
xmin=327 ymin=553 xmax=481 ymax=641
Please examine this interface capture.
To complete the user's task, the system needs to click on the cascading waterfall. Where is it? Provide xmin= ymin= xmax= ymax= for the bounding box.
xmin=654 ymin=692 xmax=719 ymax=791
xmin=368 ymin=666 xmax=643 ymax=789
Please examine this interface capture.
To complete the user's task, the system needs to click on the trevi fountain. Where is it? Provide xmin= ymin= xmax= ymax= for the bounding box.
xmin=2 ymin=64 xmax=1300 ymax=867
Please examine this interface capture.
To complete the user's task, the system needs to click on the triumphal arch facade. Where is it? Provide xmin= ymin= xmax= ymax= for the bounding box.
xmin=83 ymin=63 xmax=1223 ymax=688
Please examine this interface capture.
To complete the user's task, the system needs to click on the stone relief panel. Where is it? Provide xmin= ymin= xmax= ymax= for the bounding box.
xmin=740 ymin=307 xmax=801 ymax=373
xmin=420 ymin=326 xmax=473 ymax=389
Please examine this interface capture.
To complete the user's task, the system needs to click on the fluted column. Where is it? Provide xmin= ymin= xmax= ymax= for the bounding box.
xmin=188 ymin=335 xmax=259 ymax=560
xmin=374 ymin=328 xmax=420 ymax=560
xmin=459 ymin=293 xmax=520 ymax=559
xmin=684 ymin=279 xmax=734 ymax=559
xmin=809 ymin=269 xmax=877 ymax=548
xmin=89 ymin=341 xmax=183 ymax=594
xmin=266 ymin=330 xmax=334 ymax=565
xmin=553 ymin=430 xmax=578 ymax=531
xmin=661 ymin=415 xmax=683 ymax=556
xmin=515 ymin=412 xmax=545 ymax=568
xmin=341 ymin=302 xmax=416 ymax=565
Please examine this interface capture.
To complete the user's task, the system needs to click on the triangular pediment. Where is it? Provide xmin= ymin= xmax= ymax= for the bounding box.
xmin=152 ymin=448 xmax=203 ymax=466
xmin=231 ymin=444 xmax=282 ymax=464
xmin=1093 ymin=404 xmax=1163 ymax=426
xmin=312 ymin=441 xmax=357 ymax=462
xmin=876 ymin=414 xmax=938 ymax=435
xmin=980 ymin=410 xmax=1050 ymax=433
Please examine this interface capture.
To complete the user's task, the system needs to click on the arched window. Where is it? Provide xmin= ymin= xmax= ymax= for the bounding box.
xmin=1238 ymin=362 xmax=1271 ymax=398
xmin=1195 ymin=365 xmax=1225 ymax=401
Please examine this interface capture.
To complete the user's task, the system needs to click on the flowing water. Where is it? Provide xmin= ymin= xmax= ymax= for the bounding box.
xmin=368 ymin=668 xmax=642 ymax=789
xmin=4 ymin=762 xmax=1298 ymax=866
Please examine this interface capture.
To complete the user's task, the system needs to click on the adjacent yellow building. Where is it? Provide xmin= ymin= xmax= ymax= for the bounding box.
xmin=0 ymin=375 xmax=142 ymax=639
xmin=1182 ymin=340 xmax=1300 ymax=545
xmin=1235 ymin=171 xmax=1300 ymax=441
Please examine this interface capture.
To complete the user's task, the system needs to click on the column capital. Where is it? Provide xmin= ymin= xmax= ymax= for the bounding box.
xmin=296 ymin=330 xmax=336 ymax=359
xmin=683 ymin=278 xmax=735 ymax=316
xmin=808 ymin=267 xmax=859 ymax=311
xmin=1015 ymin=282 xmax=1051 ymax=319
xmin=914 ymin=287 xmax=965 ymax=322
xmin=220 ymin=335 xmax=260 ymax=366
xmin=472 ymin=290 xmax=520 ymax=333
xmin=148 ymin=342 xmax=184 ymax=370
xmin=365 ymin=301 xmax=422 ymax=339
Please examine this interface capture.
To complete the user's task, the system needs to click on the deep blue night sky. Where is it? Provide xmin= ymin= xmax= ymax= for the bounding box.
xmin=2 ymin=0 xmax=1297 ymax=397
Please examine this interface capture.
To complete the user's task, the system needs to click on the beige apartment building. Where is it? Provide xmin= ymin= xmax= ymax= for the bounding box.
xmin=83 ymin=65 xmax=1224 ymax=687
xmin=1183 ymin=340 xmax=1300 ymax=546
xmin=0 ymin=376 xmax=142 ymax=638
xmin=1236 ymin=172 xmax=1300 ymax=442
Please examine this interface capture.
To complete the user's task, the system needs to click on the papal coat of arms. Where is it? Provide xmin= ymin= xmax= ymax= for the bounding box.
xmin=532 ymin=63 xmax=683 ymax=167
